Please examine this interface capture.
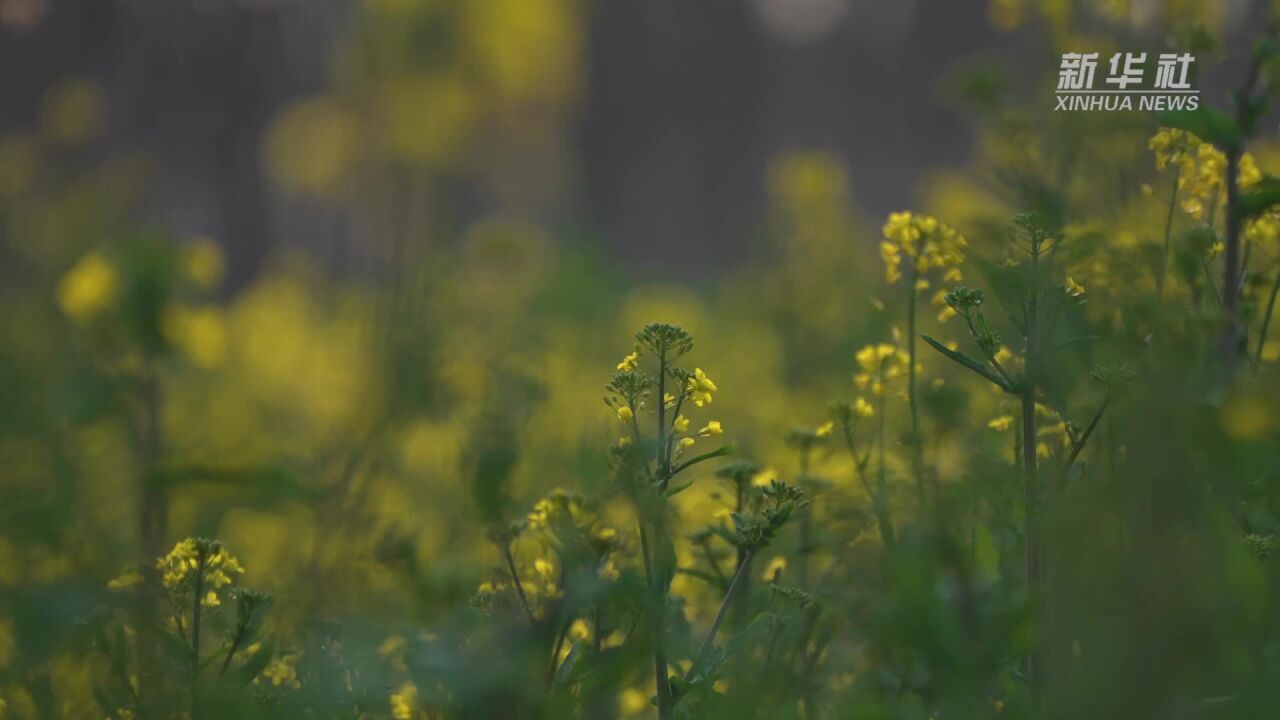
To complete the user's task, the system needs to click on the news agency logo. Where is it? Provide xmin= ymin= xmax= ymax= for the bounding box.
xmin=1055 ymin=52 xmax=1199 ymax=112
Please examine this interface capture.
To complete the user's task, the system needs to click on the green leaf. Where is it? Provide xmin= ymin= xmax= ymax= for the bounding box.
xmin=1239 ymin=176 xmax=1280 ymax=220
xmin=920 ymin=335 xmax=1014 ymax=393
xmin=1155 ymin=105 xmax=1241 ymax=151
xmin=670 ymin=443 xmax=735 ymax=477
xmin=664 ymin=480 xmax=694 ymax=498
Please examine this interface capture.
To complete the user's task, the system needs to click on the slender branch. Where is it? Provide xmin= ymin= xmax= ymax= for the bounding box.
xmin=1254 ymin=267 xmax=1280 ymax=370
xmin=840 ymin=422 xmax=894 ymax=545
xmin=190 ymin=553 xmax=206 ymax=720
xmin=1221 ymin=42 xmax=1268 ymax=370
xmin=219 ymin=626 xmax=246 ymax=676
xmin=502 ymin=542 xmax=538 ymax=626
xmin=547 ymin=618 xmax=570 ymax=684
xmin=1061 ymin=397 xmax=1109 ymax=479
xmin=1159 ymin=165 xmax=1181 ymax=299
xmin=906 ymin=278 xmax=926 ymax=513
xmin=688 ymin=548 xmax=754 ymax=678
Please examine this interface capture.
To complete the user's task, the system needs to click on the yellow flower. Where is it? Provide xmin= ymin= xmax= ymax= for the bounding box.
xmin=260 ymin=653 xmax=301 ymax=689
xmin=156 ymin=538 xmax=244 ymax=598
xmin=855 ymin=345 xmax=879 ymax=372
xmin=1148 ymin=127 xmax=1194 ymax=171
xmin=853 ymin=342 xmax=910 ymax=394
xmin=569 ymin=618 xmax=592 ymax=642
xmin=619 ymin=687 xmax=649 ymax=715
xmin=987 ymin=415 xmax=1015 ymax=431
xmin=390 ymin=681 xmax=420 ymax=720
xmin=57 ymin=251 xmax=119 ymax=323
xmin=699 ymin=420 xmax=723 ymax=436
xmin=854 ymin=397 xmax=874 ymax=418
xmin=880 ymin=211 xmax=967 ymax=288
xmin=616 ymin=350 xmax=639 ymax=371
xmin=106 ymin=568 xmax=144 ymax=592
xmin=182 ymin=237 xmax=226 ymax=289
xmin=678 ymin=437 xmax=696 ymax=450
xmin=686 ymin=368 xmax=717 ymax=407
xmin=1065 ymin=276 xmax=1085 ymax=298
xmin=762 ymin=555 xmax=787 ymax=582
xmin=815 ymin=421 xmax=833 ymax=437
xmin=1239 ymin=152 xmax=1262 ymax=189
xmin=673 ymin=414 xmax=690 ymax=432
xmin=616 ymin=405 xmax=634 ymax=422
xmin=163 ymin=305 xmax=228 ymax=368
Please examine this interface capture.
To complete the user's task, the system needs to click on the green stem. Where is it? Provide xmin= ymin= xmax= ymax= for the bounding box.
xmin=1061 ymin=397 xmax=1109 ymax=479
xmin=1023 ymin=242 xmax=1042 ymax=705
xmin=191 ymin=554 xmax=206 ymax=720
xmin=689 ymin=547 xmax=754 ymax=677
xmin=876 ymin=378 xmax=887 ymax=535
xmin=502 ymin=542 xmax=537 ymax=626
xmin=842 ymin=424 xmax=894 ymax=545
xmin=907 ymin=279 xmax=925 ymax=513
xmin=1158 ymin=165 xmax=1181 ymax=299
xmin=1254 ymin=268 xmax=1280 ymax=369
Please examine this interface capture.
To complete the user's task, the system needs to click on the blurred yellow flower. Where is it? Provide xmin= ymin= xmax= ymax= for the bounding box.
xmin=39 ymin=77 xmax=106 ymax=146
xmin=569 ymin=617 xmax=592 ymax=642
xmin=181 ymin=237 xmax=225 ymax=289
xmin=673 ymin=414 xmax=690 ymax=432
xmin=1065 ymin=276 xmax=1086 ymax=298
xmin=619 ymin=686 xmax=649 ymax=715
xmin=854 ymin=397 xmax=875 ymax=418
xmin=699 ymin=420 xmax=723 ymax=436
xmin=390 ymin=681 xmax=419 ymax=720
xmin=616 ymin=405 xmax=633 ymax=422
xmin=988 ymin=415 xmax=1015 ymax=431
xmin=163 ymin=305 xmax=228 ymax=368
xmin=106 ymin=568 xmax=144 ymax=592
xmin=57 ymin=251 xmax=118 ymax=324
xmin=1221 ymin=393 xmax=1272 ymax=441
xmin=265 ymin=96 xmax=360 ymax=197
xmin=880 ymin=211 xmax=966 ymax=287
xmin=260 ymin=653 xmax=301 ymax=689
xmin=762 ymin=555 xmax=786 ymax=582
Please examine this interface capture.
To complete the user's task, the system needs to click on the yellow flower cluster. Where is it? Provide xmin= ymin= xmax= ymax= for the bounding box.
xmin=880 ymin=211 xmax=967 ymax=287
xmin=854 ymin=342 xmax=911 ymax=397
xmin=686 ymin=367 xmax=717 ymax=407
xmin=616 ymin=349 xmax=639 ymax=371
xmin=260 ymin=652 xmax=301 ymax=689
xmin=525 ymin=490 xmax=592 ymax=532
xmin=156 ymin=538 xmax=244 ymax=607
xmin=1147 ymin=128 xmax=1194 ymax=171
xmin=390 ymin=681 xmax=420 ymax=720
xmin=1148 ymin=128 xmax=1262 ymax=220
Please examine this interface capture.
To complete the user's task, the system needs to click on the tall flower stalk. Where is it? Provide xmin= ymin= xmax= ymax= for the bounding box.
xmin=606 ymin=324 xmax=731 ymax=719
xmin=881 ymin=212 xmax=966 ymax=514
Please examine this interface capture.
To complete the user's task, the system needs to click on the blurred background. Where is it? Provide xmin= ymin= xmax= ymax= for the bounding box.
xmin=1 ymin=0 xmax=1263 ymax=281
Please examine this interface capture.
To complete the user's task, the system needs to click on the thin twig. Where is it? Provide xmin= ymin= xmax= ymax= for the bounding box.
xmin=502 ymin=542 xmax=538 ymax=626
xmin=688 ymin=548 xmax=754 ymax=678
